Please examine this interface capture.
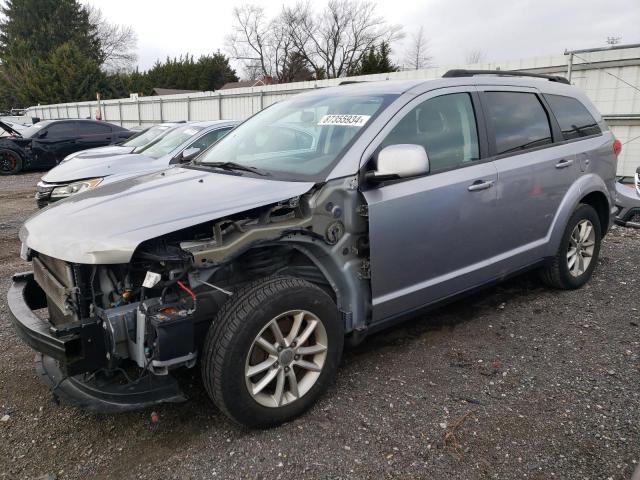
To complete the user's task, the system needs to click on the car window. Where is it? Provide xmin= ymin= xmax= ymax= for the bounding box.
xmin=544 ymin=94 xmax=601 ymax=140
xmin=189 ymin=127 xmax=232 ymax=151
xmin=381 ymin=92 xmax=480 ymax=173
xmin=142 ymin=125 xmax=204 ymax=159
xmin=77 ymin=122 xmax=112 ymax=135
xmin=195 ymin=93 xmax=395 ymax=181
xmin=125 ymin=125 xmax=174 ymax=149
xmin=45 ymin=122 xmax=77 ymax=138
xmin=20 ymin=121 xmax=50 ymax=138
xmin=484 ymin=91 xmax=552 ymax=155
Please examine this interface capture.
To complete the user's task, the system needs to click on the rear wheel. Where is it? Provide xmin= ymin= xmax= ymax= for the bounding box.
xmin=540 ymin=203 xmax=601 ymax=289
xmin=0 ymin=148 xmax=23 ymax=175
xmin=201 ymin=276 xmax=343 ymax=428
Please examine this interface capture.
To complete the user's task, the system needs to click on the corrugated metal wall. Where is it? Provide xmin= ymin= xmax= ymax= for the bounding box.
xmin=25 ymin=46 xmax=640 ymax=175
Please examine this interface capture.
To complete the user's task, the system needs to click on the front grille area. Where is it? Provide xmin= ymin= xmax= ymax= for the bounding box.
xmin=33 ymin=253 xmax=79 ymax=325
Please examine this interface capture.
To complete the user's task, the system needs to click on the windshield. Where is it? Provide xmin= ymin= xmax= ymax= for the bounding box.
xmin=196 ymin=92 xmax=396 ymax=181
xmin=140 ymin=125 xmax=204 ymax=159
xmin=21 ymin=121 xmax=50 ymax=138
xmin=124 ymin=124 xmax=175 ymax=151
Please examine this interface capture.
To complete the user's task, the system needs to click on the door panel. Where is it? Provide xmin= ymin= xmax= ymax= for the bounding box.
xmin=74 ymin=122 xmax=113 ymax=153
xmin=479 ymin=88 xmax=579 ymax=268
xmin=31 ymin=122 xmax=77 ymax=166
xmin=492 ymin=146 xmax=577 ymax=261
xmin=364 ymin=162 xmax=498 ymax=321
xmin=362 ymin=87 xmax=501 ymax=322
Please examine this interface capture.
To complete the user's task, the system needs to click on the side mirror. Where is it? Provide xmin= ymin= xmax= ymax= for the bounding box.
xmin=38 ymin=130 xmax=48 ymax=139
xmin=180 ymin=147 xmax=201 ymax=162
xmin=366 ymin=144 xmax=429 ymax=183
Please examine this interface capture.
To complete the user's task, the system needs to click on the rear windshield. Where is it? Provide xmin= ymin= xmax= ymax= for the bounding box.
xmin=544 ymin=94 xmax=601 ymax=140
xmin=20 ymin=121 xmax=51 ymax=138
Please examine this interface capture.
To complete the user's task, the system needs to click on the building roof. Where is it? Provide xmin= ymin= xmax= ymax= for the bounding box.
xmin=219 ymin=78 xmax=271 ymax=90
xmin=151 ymin=88 xmax=200 ymax=96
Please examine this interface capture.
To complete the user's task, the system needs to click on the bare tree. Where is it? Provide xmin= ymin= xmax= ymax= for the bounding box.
xmin=465 ymin=49 xmax=486 ymax=65
xmin=226 ymin=5 xmax=302 ymax=82
xmin=283 ymin=0 xmax=403 ymax=79
xmin=404 ymin=26 xmax=431 ymax=70
xmin=85 ymin=5 xmax=138 ymax=72
xmin=227 ymin=1 xmax=403 ymax=81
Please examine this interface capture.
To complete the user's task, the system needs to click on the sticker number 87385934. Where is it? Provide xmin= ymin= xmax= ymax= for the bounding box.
xmin=317 ymin=114 xmax=371 ymax=127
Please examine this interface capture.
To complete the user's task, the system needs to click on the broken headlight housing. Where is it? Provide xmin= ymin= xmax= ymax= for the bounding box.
xmin=50 ymin=177 xmax=103 ymax=199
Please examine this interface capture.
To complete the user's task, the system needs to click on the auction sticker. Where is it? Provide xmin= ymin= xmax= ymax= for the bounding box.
xmin=318 ymin=114 xmax=371 ymax=127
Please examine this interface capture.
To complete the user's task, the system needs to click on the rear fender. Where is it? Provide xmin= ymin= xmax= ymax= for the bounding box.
xmin=547 ymin=174 xmax=611 ymax=256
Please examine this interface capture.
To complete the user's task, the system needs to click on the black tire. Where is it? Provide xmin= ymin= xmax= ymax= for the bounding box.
xmin=201 ymin=276 xmax=343 ymax=428
xmin=540 ymin=203 xmax=601 ymax=289
xmin=0 ymin=148 xmax=23 ymax=175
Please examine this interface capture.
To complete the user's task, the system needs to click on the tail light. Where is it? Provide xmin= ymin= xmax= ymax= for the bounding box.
xmin=613 ymin=139 xmax=622 ymax=157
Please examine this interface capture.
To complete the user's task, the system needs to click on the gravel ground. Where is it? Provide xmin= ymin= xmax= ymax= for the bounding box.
xmin=1 ymin=172 xmax=639 ymax=480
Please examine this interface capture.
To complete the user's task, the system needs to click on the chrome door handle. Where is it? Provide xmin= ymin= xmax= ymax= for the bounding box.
xmin=468 ymin=180 xmax=494 ymax=191
xmin=555 ymin=159 xmax=574 ymax=169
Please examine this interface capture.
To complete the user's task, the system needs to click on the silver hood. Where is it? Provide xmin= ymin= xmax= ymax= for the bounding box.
xmin=42 ymin=152 xmax=165 ymax=183
xmin=22 ymin=167 xmax=314 ymax=264
xmin=62 ymin=145 xmax=135 ymax=163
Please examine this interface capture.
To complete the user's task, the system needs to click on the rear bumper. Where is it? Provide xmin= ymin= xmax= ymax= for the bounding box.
xmin=614 ymin=206 xmax=640 ymax=228
xmin=8 ymin=272 xmax=105 ymax=375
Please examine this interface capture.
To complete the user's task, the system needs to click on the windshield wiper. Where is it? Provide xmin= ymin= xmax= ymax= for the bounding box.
xmin=203 ymin=161 xmax=271 ymax=176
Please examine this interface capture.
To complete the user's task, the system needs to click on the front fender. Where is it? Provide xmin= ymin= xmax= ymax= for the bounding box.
xmin=546 ymin=174 xmax=611 ymax=256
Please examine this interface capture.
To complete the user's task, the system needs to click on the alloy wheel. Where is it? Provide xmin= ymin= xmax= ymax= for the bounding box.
xmin=567 ymin=219 xmax=595 ymax=277
xmin=245 ymin=310 xmax=328 ymax=408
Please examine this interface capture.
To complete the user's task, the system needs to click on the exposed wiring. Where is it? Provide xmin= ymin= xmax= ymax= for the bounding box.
xmin=177 ymin=280 xmax=197 ymax=302
xmin=199 ymin=280 xmax=233 ymax=296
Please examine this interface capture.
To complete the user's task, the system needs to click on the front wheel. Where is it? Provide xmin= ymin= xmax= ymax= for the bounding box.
xmin=540 ymin=203 xmax=602 ymax=289
xmin=0 ymin=148 xmax=23 ymax=175
xmin=201 ymin=276 xmax=343 ymax=428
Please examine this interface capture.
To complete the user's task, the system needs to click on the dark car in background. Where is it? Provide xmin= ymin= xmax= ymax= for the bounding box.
xmin=0 ymin=119 xmax=132 ymax=175
xmin=58 ymin=122 xmax=183 ymax=164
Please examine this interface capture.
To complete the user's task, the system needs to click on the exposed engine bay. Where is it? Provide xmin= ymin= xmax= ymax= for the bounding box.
xmin=21 ymin=178 xmax=370 ymax=410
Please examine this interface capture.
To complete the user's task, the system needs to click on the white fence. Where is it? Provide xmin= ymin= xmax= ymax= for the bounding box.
xmin=26 ymin=45 xmax=640 ymax=175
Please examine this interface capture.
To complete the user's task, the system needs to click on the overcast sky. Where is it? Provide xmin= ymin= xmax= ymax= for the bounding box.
xmin=80 ymin=0 xmax=640 ymax=75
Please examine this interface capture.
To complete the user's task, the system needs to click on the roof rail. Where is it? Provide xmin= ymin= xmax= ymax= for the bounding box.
xmin=339 ymin=80 xmax=367 ymax=85
xmin=442 ymin=69 xmax=571 ymax=85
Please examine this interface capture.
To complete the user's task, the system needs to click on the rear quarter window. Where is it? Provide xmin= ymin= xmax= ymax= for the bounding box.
xmin=544 ymin=94 xmax=601 ymax=140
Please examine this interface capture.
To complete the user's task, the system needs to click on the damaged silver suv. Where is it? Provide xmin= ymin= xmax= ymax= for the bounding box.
xmin=9 ymin=70 xmax=619 ymax=428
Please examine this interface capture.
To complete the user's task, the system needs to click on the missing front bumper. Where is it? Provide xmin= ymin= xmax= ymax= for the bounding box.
xmin=9 ymin=272 xmax=187 ymax=412
xmin=35 ymin=353 xmax=186 ymax=413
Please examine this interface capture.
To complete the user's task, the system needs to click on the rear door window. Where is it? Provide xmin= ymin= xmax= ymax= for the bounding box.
xmin=484 ymin=91 xmax=552 ymax=155
xmin=45 ymin=122 xmax=77 ymax=138
xmin=544 ymin=94 xmax=601 ymax=140
xmin=77 ymin=122 xmax=112 ymax=135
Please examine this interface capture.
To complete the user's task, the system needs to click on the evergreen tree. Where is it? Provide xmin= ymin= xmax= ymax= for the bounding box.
xmin=350 ymin=42 xmax=399 ymax=76
xmin=0 ymin=0 xmax=100 ymax=63
xmin=0 ymin=0 xmax=102 ymax=109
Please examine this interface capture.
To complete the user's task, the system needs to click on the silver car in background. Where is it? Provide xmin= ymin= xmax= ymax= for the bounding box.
xmin=35 ymin=120 xmax=238 ymax=207
xmin=614 ymin=167 xmax=640 ymax=228
xmin=58 ymin=122 xmax=183 ymax=164
xmin=9 ymin=70 xmax=618 ymax=429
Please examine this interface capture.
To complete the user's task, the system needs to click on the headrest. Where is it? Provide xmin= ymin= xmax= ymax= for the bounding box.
xmin=418 ymin=108 xmax=445 ymax=134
